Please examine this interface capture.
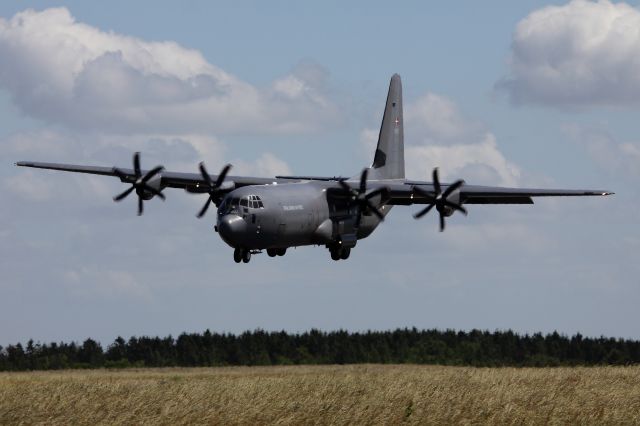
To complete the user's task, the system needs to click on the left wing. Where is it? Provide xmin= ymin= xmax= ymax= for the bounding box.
xmin=387 ymin=181 xmax=613 ymax=205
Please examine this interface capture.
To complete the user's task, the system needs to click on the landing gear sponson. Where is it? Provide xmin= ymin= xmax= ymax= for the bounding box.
xmin=233 ymin=245 xmax=355 ymax=263
xmin=233 ymin=247 xmax=286 ymax=263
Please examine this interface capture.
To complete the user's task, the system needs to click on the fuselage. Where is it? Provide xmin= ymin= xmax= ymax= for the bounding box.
xmin=216 ymin=181 xmax=389 ymax=250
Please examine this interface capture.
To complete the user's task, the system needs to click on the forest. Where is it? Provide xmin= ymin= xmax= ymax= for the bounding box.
xmin=1 ymin=328 xmax=639 ymax=371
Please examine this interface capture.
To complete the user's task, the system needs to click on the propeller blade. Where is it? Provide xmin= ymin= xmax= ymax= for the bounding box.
xmin=133 ymin=152 xmax=141 ymax=177
xmin=141 ymin=166 xmax=164 ymax=184
xmin=413 ymin=186 xmax=436 ymax=204
xmin=113 ymin=186 xmax=135 ymax=202
xmin=338 ymin=180 xmax=353 ymax=194
xmin=365 ymin=187 xmax=385 ymax=201
xmin=439 ymin=213 xmax=446 ymax=232
xmin=137 ymin=196 xmax=144 ymax=216
xmin=444 ymin=200 xmax=468 ymax=215
xmin=199 ymin=162 xmax=213 ymax=186
xmin=197 ymin=197 xmax=212 ymax=218
xmin=432 ymin=168 xmax=441 ymax=195
xmin=214 ymin=164 xmax=232 ymax=188
xmin=354 ymin=205 xmax=362 ymax=229
xmin=442 ymin=179 xmax=465 ymax=199
xmin=143 ymin=185 xmax=166 ymax=200
xmin=414 ymin=203 xmax=435 ymax=219
xmin=359 ymin=169 xmax=368 ymax=194
xmin=365 ymin=200 xmax=385 ymax=221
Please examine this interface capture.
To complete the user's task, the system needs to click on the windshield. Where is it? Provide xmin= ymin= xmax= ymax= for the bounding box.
xmin=218 ymin=195 xmax=263 ymax=215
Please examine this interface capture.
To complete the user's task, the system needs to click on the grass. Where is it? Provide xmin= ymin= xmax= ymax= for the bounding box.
xmin=1 ymin=364 xmax=639 ymax=424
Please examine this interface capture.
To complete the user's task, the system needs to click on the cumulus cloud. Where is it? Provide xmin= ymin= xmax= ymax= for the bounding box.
xmin=498 ymin=0 xmax=640 ymax=106
xmin=563 ymin=124 xmax=640 ymax=177
xmin=0 ymin=7 xmax=340 ymax=135
xmin=406 ymin=134 xmax=520 ymax=187
xmin=361 ymin=92 xmax=520 ymax=186
xmin=232 ymin=153 xmax=292 ymax=177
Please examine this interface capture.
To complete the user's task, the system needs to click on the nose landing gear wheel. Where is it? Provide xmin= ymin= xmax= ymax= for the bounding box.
xmin=330 ymin=248 xmax=341 ymax=261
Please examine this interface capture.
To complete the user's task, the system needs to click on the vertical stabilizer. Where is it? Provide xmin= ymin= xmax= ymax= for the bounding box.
xmin=370 ymin=74 xmax=404 ymax=180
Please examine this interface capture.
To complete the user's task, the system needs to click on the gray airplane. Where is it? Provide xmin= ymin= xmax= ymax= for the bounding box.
xmin=16 ymin=74 xmax=613 ymax=263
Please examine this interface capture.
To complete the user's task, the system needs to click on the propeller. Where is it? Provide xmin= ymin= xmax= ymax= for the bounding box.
xmin=338 ymin=168 xmax=386 ymax=229
xmin=112 ymin=152 xmax=165 ymax=216
xmin=413 ymin=168 xmax=467 ymax=231
xmin=196 ymin=162 xmax=232 ymax=218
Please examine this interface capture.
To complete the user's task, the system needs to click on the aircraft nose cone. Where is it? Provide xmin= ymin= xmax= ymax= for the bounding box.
xmin=218 ymin=214 xmax=246 ymax=247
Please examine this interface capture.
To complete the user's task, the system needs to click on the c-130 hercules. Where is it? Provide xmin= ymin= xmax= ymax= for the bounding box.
xmin=17 ymin=75 xmax=613 ymax=263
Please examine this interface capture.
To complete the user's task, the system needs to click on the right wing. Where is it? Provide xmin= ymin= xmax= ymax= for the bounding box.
xmin=15 ymin=160 xmax=294 ymax=192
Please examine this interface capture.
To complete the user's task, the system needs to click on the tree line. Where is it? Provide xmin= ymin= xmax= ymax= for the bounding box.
xmin=1 ymin=328 xmax=639 ymax=371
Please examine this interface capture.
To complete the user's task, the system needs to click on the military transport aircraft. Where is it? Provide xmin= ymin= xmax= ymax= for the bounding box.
xmin=16 ymin=74 xmax=613 ymax=263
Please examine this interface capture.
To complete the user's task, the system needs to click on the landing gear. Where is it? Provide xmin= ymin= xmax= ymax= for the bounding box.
xmin=234 ymin=248 xmax=252 ymax=263
xmin=329 ymin=243 xmax=352 ymax=261
xmin=331 ymin=249 xmax=341 ymax=261
xmin=340 ymin=248 xmax=350 ymax=260
xmin=330 ymin=247 xmax=350 ymax=261
xmin=267 ymin=248 xmax=287 ymax=257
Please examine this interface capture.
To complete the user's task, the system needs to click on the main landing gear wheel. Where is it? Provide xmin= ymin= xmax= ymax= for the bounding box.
xmin=340 ymin=248 xmax=350 ymax=260
xmin=233 ymin=248 xmax=242 ymax=263
xmin=267 ymin=248 xmax=286 ymax=257
xmin=330 ymin=246 xmax=351 ymax=261
xmin=242 ymin=250 xmax=251 ymax=263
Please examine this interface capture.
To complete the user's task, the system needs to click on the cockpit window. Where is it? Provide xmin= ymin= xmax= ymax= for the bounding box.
xmin=219 ymin=195 xmax=263 ymax=215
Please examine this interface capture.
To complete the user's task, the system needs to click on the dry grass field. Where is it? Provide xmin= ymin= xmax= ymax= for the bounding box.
xmin=1 ymin=364 xmax=639 ymax=425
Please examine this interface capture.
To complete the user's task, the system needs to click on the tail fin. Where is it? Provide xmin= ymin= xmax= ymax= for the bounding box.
xmin=370 ymin=74 xmax=404 ymax=180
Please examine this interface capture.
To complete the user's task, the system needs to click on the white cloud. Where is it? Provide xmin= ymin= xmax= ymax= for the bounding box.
xmin=361 ymin=92 xmax=520 ymax=186
xmin=563 ymin=123 xmax=640 ymax=177
xmin=232 ymin=153 xmax=293 ymax=177
xmin=498 ymin=0 xmax=640 ymax=106
xmin=404 ymin=93 xmax=483 ymax=143
xmin=0 ymin=8 xmax=340 ymax=135
xmin=406 ymin=134 xmax=520 ymax=187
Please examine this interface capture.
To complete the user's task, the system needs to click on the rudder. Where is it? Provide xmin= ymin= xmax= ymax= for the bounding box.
xmin=370 ymin=74 xmax=404 ymax=180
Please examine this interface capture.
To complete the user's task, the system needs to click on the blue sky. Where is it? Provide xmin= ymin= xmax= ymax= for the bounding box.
xmin=1 ymin=1 xmax=638 ymax=345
